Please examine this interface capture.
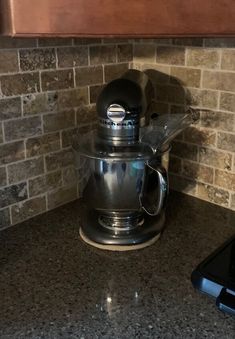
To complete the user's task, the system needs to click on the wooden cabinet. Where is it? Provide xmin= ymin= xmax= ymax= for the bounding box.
xmin=1 ymin=0 xmax=235 ymax=37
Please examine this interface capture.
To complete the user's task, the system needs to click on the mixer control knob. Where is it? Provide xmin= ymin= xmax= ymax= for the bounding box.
xmin=107 ymin=104 xmax=126 ymax=123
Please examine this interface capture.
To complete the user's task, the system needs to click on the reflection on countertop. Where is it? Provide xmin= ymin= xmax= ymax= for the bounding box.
xmin=0 ymin=191 xmax=234 ymax=338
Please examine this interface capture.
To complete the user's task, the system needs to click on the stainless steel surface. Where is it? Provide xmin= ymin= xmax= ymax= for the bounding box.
xmin=107 ymin=104 xmax=126 ymax=122
xmin=99 ymin=118 xmax=138 ymax=130
xmin=98 ymin=213 xmax=144 ymax=232
xmin=140 ymin=163 xmax=168 ymax=216
xmin=81 ymin=148 xmax=169 ymax=216
xmin=81 ymin=207 xmax=165 ymax=246
xmin=98 ymin=120 xmax=139 ymax=141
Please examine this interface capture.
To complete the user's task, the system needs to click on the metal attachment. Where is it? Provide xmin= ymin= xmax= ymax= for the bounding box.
xmin=107 ymin=104 xmax=126 ymax=123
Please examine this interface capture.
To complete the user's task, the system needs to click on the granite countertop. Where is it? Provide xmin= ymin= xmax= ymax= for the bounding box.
xmin=0 ymin=191 xmax=234 ymax=339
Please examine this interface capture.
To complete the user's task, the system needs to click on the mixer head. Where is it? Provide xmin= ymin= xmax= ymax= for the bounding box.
xmin=96 ymin=70 xmax=153 ymax=142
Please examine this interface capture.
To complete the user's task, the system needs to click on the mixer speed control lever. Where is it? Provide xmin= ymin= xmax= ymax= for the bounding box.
xmin=107 ymin=104 xmax=126 ymax=123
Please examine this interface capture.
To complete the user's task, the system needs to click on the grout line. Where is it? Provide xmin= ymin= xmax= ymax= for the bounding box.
xmin=88 ymin=45 xmax=91 ymax=66
xmin=16 ymin=48 xmax=21 ymax=72
xmin=212 ymin=167 xmax=215 ymax=185
xmin=1 ymin=121 xmax=6 ymax=144
xmin=73 ymin=67 xmax=76 ymax=88
xmin=38 ymin=70 xmax=42 ymax=92
xmin=55 ymin=47 xmax=59 ymax=69
xmin=45 ymin=192 xmax=49 ymax=211
xmin=217 ymin=91 xmax=221 ymax=111
xmin=218 ymin=48 xmax=223 ymax=70
xmin=9 ymin=204 xmax=13 ymax=226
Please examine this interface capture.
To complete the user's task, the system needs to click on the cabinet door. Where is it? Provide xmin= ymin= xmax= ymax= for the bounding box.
xmin=1 ymin=0 xmax=235 ymax=37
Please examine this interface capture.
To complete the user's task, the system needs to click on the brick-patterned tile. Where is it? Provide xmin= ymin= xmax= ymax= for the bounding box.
xmin=41 ymin=69 xmax=74 ymax=91
xmin=133 ymin=44 xmax=156 ymax=63
xmin=186 ymin=49 xmax=220 ymax=69
xmin=89 ymin=85 xmax=104 ymax=104
xmin=141 ymin=64 xmax=170 ymax=84
xmin=75 ymin=66 xmax=103 ymax=87
xmin=8 ymin=157 xmax=44 ymax=184
xmin=169 ymin=174 xmax=197 ymax=196
xmin=11 ymin=196 xmax=46 ymax=225
xmin=43 ymin=109 xmax=75 ymax=133
xmin=73 ymin=38 xmax=102 ymax=45
xmin=26 ymin=132 xmax=60 ymax=157
xmin=156 ymin=46 xmax=185 ymax=65
xmin=1 ymin=73 xmax=40 ymax=96
xmin=47 ymin=186 xmax=77 ymax=209
xmin=29 ymin=171 xmax=62 ymax=197
xmin=20 ymin=48 xmax=56 ymax=71
xmin=182 ymin=160 xmax=213 ymax=184
xmin=23 ymin=93 xmax=47 ymax=116
xmin=172 ymin=38 xmax=203 ymax=47
xmin=76 ymin=105 xmax=96 ymax=125
xmin=169 ymin=155 xmax=182 ymax=174
xmin=217 ymin=132 xmax=235 ymax=152
xmin=0 ymin=182 xmax=27 ymax=209
xmin=171 ymin=67 xmax=201 ymax=88
xmin=38 ymin=38 xmax=72 ymax=47
xmin=46 ymin=149 xmax=74 ymax=171
xmin=103 ymin=38 xmax=127 ymax=44
xmin=0 ymin=97 xmax=22 ymax=121
xmin=198 ymin=183 xmax=229 ymax=207
xmin=221 ymin=50 xmax=235 ymax=71
xmin=171 ymin=141 xmax=198 ymax=161
xmin=189 ymin=88 xmax=218 ymax=109
xmin=62 ymin=167 xmax=77 ymax=186
xmin=0 ymin=207 xmax=11 ymax=229
xmin=57 ymin=46 xmax=88 ymax=68
xmin=0 ymin=50 xmax=18 ymax=73
xmin=199 ymin=147 xmax=232 ymax=170
xmin=57 ymin=88 xmax=88 ymax=109
xmin=231 ymin=194 xmax=235 ymax=210
xmin=204 ymin=38 xmax=235 ymax=48
xmin=184 ymin=127 xmax=216 ymax=147
xmin=0 ymin=166 xmax=7 ymax=187
xmin=220 ymin=92 xmax=235 ymax=112
xmin=200 ymin=111 xmax=235 ymax=132
xmin=0 ymin=37 xmax=36 ymax=48
xmin=4 ymin=116 xmax=42 ymax=142
xmin=202 ymin=71 xmax=235 ymax=92
xmin=117 ymin=44 xmax=133 ymax=62
xmin=0 ymin=141 xmax=25 ymax=166
xmin=104 ymin=63 xmax=129 ymax=82
xmin=0 ymin=124 xmax=3 ymax=144
xmin=90 ymin=45 xmax=117 ymax=65
xmin=155 ymin=84 xmax=186 ymax=104
xmin=61 ymin=127 xmax=79 ymax=148
xmin=215 ymin=170 xmax=235 ymax=191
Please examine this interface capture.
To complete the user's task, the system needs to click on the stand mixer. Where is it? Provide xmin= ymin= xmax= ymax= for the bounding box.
xmin=73 ymin=70 xmax=194 ymax=251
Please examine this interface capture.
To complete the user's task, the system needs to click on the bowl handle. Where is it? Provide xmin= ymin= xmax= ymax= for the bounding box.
xmin=140 ymin=163 xmax=168 ymax=216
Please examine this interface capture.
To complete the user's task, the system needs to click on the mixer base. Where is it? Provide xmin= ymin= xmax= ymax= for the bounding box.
xmin=79 ymin=209 xmax=165 ymax=251
xmin=79 ymin=227 xmax=161 ymax=251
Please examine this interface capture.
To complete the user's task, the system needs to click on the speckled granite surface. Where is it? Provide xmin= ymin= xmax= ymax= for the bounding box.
xmin=0 ymin=191 xmax=234 ymax=339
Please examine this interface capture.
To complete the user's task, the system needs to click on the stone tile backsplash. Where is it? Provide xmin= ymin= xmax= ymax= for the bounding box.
xmin=0 ymin=37 xmax=132 ymax=229
xmin=132 ymin=38 xmax=235 ymax=211
xmin=0 ymin=37 xmax=234 ymax=229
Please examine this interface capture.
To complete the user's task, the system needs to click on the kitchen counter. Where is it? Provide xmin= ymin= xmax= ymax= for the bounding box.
xmin=0 ymin=191 xmax=234 ymax=339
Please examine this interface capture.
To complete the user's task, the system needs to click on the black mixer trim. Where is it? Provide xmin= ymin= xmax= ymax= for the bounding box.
xmin=99 ymin=118 xmax=139 ymax=130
